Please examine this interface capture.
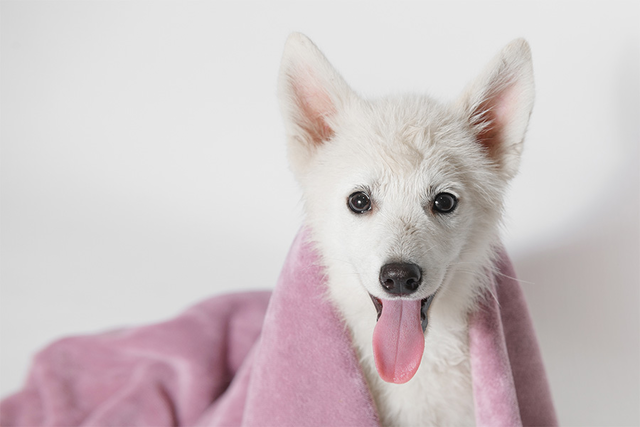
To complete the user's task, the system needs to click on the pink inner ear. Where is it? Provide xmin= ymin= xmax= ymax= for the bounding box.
xmin=474 ymin=78 xmax=520 ymax=159
xmin=292 ymin=69 xmax=336 ymax=145
xmin=492 ymin=82 xmax=520 ymax=129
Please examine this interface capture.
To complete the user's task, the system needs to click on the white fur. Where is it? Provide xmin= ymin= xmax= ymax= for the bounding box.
xmin=278 ymin=33 xmax=534 ymax=427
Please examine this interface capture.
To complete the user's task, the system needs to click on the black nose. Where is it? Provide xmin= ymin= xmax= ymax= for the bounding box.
xmin=379 ymin=263 xmax=422 ymax=295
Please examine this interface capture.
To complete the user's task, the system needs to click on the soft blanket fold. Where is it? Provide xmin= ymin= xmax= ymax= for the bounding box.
xmin=1 ymin=229 xmax=557 ymax=426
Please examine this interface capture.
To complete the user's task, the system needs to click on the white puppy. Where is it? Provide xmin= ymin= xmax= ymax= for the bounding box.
xmin=277 ymin=34 xmax=534 ymax=426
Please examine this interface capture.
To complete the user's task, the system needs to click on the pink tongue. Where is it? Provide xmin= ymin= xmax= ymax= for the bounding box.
xmin=372 ymin=299 xmax=425 ymax=384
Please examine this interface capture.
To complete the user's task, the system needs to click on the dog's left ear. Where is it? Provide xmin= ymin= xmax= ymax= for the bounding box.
xmin=457 ymin=39 xmax=535 ymax=179
xmin=278 ymin=33 xmax=356 ymax=179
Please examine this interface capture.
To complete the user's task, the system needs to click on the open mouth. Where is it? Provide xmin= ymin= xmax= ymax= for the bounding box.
xmin=369 ymin=293 xmax=435 ymax=332
xmin=368 ymin=293 xmax=436 ymax=384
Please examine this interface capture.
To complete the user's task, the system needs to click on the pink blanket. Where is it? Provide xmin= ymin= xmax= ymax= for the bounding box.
xmin=1 ymin=229 xmax=557 ymax=426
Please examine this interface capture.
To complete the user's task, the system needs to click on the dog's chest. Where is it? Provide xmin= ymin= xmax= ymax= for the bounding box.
xmin=349 ymin=314 xmax=476 ymax=427
xmin=364 ymin=342 xmax=475 ymax=426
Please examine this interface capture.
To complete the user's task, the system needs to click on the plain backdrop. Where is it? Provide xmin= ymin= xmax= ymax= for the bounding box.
xmin=1 ymin=2 xmax=638 ymax=425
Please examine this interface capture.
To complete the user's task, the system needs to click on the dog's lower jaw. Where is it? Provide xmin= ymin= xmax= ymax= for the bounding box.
xmin=326 ymin=272 xmax=478 ymax=427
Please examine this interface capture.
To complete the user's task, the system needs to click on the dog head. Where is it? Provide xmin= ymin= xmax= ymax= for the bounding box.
xmin=278 ymin=34 xmax=534 ymax=383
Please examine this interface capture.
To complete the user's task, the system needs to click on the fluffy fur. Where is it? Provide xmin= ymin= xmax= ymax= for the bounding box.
xmin=277 ymin=33 xmax=534 ymax=427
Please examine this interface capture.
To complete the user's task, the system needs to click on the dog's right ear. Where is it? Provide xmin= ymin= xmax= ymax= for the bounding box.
xmin=278 ymin=33 xmax=355 ymax=178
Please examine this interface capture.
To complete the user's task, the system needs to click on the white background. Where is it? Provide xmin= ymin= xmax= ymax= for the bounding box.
xmin=1 ymin=2 xmax=638 ymax=425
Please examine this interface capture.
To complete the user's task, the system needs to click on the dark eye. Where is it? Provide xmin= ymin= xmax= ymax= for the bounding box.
xmin=348 ymin=191 xmax=372 ymax=214
xmin=433 ymin=193 xmax=457 ymax=214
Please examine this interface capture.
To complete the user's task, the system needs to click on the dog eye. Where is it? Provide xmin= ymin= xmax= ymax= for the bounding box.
xmin=433 ymin=193 xmax=457 ymax=214
xmin=348 ymin=191 xmax=372 ymax=214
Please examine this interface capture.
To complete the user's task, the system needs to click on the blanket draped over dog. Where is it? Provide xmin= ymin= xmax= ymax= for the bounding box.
xmin=1 ymin=229 xmax=557 ymax=427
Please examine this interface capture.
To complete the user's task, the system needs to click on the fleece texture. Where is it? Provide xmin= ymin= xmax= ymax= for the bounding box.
xmin=0 ymin=229 xmax=556 ymax=426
